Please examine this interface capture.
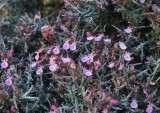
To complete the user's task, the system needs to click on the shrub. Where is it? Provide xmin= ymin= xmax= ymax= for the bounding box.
xmin=0 ymin=0 xmax=160 ymax=113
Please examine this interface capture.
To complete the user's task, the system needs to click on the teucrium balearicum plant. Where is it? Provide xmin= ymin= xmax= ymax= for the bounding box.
xmin=0 ymin=0 xmax=160 ymax=113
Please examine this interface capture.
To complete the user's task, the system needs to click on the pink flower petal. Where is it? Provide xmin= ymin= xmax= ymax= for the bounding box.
xmin=11 ymin=105 xmax=16 ymax=112
xmin=51 ymin=105 xmax=58 ymax=111
xmin=70 ymin=42 xmax=76 ymax=51
xmin=146 ymin=104 xmax=153 ymax=113
xmin=130 ymin=100 xmax=138 ymax=109
xmin=36 ymin=67 xmax=43 ymax=75
xmin=31 ymin=62 xmax=37 ymax=68
xmin=102 ymin=91 xmax=106 ymax=99
xmin=124 ymin=52 xmax=131 ymax=61
xmin=87 ymin=36 xmax=94 ymax=41
xmin=70 ymin=62 xmax=76 ymax=69
xmin=146 ymin=93 xmax=151 ymax=98
xmin=5 ymin=77 xmax=12 ymax=86
xmin=140 ymin=0 xmax=145 ymax=3
xmin=47 ymin=49 xmax=51 ymax=54
xmin=62 ymin=57 xmax=71 ymax=64
xmin=35 ymin=52 xmax=39 ymax=60
xmin=150 ymin=80 xmax=155 ymax=85
xmin=94 ymin=33 xmax=104 ymax=41
xmin=86 ymin=32 xmax=91 ymax=37
xmin=118 ymin=66 xmax=123 ymax=71
xmin=86 ymin=93 xmax=91 ymax=101
xmin=124 ymin=27 xmax=132 ymax=34
xmin=49 ymin=56 xmax=57 ymax=65
xmin=111 ymin=99 xmax=118 ymax=104
xmin=104 ymin=38 xmax=111 ymax=43
xmin=102 ymin=108 xmax=108 ymax=113
xmin=108 ymin=62 xmax=114 ymax=68
xmin=84 ymin=69 xmax=92 ymax=76
xmin=60 ymin=24 xmax=66 ymax=31
xmin=94 ymin=60 xmax=101 ymax=67
xmin=1 ymin=60 xmax=8 ymax=69
xmin=53 ymin=47 xmax=60 ymax=55
xmin=152 ymin=5 xmax=155 ymax=10
xmin=119 ymin=42 xmax=127 ymax=50
xmin=88 ymin=52 xmax=96 ymax=63
xmin=63 ymin=42 xmax=70 ymax=50
xmin=49 ymin=64 xmax=58 ymax=72
xmin=9 ymin=50 xmax=13 ymax=57
xmin=81 ymin=56 xmax=89 ymax=63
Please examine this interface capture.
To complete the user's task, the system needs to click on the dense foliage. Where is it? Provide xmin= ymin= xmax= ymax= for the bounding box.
xmin=1 ymin=0 xmax=160 ymax=113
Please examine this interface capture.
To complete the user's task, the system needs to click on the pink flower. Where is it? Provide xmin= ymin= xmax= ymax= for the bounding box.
xmin=88 ymin=52 xmax=96 ymax=63
xmin=102 ymin=108 xmax=108 ymax=113
xmin=5 ymin=77 xmax=12 ymax=86
xmin=114 ymin=43 xmax=119 ymax=49
xmin=63 ymin=39 xmax=70 ymax=50
xmin=86 ymin=93 xmax=91 ymax=101
xmin=102 ymin=91 xmax=106 ymax=99
xmin=124 ymin=26 xmax=132 ymax=34
xmin=94 ymin=33 xmax=104 ymax=41
xmin=49 ymin=64 xmax=58 ymax=72
xmin=31 ymin=62 xmax=37 ymax=68
xmin=53 ymin=46 xmax=60 ymax=55
xmin=124 ymin=52 xmax=131 ymax=61
xmin=81 ymin=52 xmax=96 ymax=63
xmin=150 ymin=80 xmax=155 ymax=85
xmin=47 ymin=46 xmax=54 ymax=54
xmin=35 ymin=52 xmax=39 ymax=60
xmin=11 ymin=105 xmax=16 ymax=112
xmin=1 ymin=59 xmax=8 ymax=69
xmin=49 ymin=60 xmax=56 ymax=66
xmin=87 ymin=36 xmax=94 ymax=41
xmin=7 ymin=65 xmax=15 ymax=74
xmin=35 ymin=15 xmax=40 ymax=20
xmin=143 ymin=87 xmax=147 ymax=94
xmin=84 ymin=69 xmax=92 ymax=76
xmin=119 ymin=42 xmax=127 ymax=50
xmin=51 ymin=105 xmax=58 ymax=111
xmin=130 ymin=99 xmax=138 ymax=109
xmin=146 ymin=104 xmax=153 ymax=113
xmin=88 ymin=54 xmax=94 ymax=63
xmin=111 ymin=98 xmax=118 ymax=104
xmin=130 ymin=66 xmax=135 ymax=71
xmin=36 ymin=67 xmax=43 ymax=75
xmin=108 ymin=62 xmax=115 ymax=68
xmin=24 ymin=33 xmax=27 ymax=36
xmin=49 ymin=56 xmax=57 ymax=65
xmin=104 ymin=38 xmax=111 ymax=43
xmin=62 ymin=57 xmax=71 ymax=64
xmin=10 ymin=65 xmax=15 ymax=70
xmin=81 ymin=56 xmax=89 ymax=63
xmin=47 ymin=49 xmax=51 ymax=54
xmin=152 ymin=5 xmax=155 ymax=10
xmin=146 ymin=93 xmax=151 ymax=98
xmin=70 ymin=62 xmax=76 ymax=69
xmin=9 ymin=50 xmax=13 ymax=57
xmin=118 ymin=65 xmax=124 ymax=71
xmin=94 ymin=60 xmax=101 ymax=67
xmin=86 ymin=32 xmax=91 ymax=37
xmin=140 ymin=0 xmax=145 ymax=3
xmin=70 ymin=41 xmax=77 ymax=51
xmin=34 ymin=12 xmax=41 ymax=19
xmin=60 ymin=24 xmax=66 ymax=31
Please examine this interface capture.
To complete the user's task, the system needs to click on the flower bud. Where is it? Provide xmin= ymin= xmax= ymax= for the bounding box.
xmin=9 ymin=50 xmax=13 ymax=57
